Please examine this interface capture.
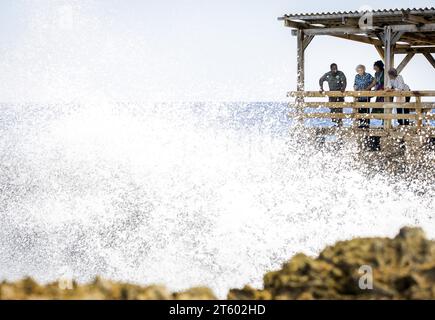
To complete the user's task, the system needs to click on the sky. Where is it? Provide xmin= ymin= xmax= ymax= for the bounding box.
xmin=0 ymin=0 xmax=434 ymax=102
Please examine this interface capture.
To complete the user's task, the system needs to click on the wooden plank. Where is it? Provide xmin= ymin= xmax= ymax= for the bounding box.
xmin=288 ymin=90 xmax=435 ymax=97
xmin=400 ymin=33 xmax=431 ymax=44
xmin=395 ymin=47 xmax=435 ymax=54
xmin=332 ymin=34 xmax=384 ymax=46
xmin=300 ymin=24 xmax=435 ymax=36
xmin=278 ymin=9 xmax=435 ymax=22
xmin=300 ymin=102 xmax=435 ymax=109
xmin=401 ymin=13 xmax=430 ymax=25
xmin=303 ymin=26 xmax=380 ymax=35
xmin=293 ymin=113 xmax=417 ymax=120
xmin=284 ymin=19 xmax=311 ymax=29
xmin=390 ymin=23 xmax=435 ymax=33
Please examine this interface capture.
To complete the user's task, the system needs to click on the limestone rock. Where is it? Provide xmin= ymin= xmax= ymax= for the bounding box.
xmin=1 ymin=227 xmax=433 ymax=300
xmin=174 ymin=287 xmax=217 ymax=300
xmin=229 ymin=227 xmax=435 ymax=300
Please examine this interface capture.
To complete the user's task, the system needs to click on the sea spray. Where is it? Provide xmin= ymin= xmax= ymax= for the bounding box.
xmin=0 ymin=101 xmax=434 ymax=298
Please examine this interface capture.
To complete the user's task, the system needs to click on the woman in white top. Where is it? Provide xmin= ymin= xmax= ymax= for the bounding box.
xmin=386 ymin=68 xmax=411 ymax=126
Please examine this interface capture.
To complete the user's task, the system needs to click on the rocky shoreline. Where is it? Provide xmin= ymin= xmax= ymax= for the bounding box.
xmin=1 ymin=227 xmax=434 ymax=300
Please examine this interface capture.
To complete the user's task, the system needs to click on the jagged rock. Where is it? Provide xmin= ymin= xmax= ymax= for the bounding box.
xmin=0 ymin=279 xmax=198 ymax=300
xmin=227 ymin=285 xmax=271 ymax=300
xmin=229 ymin=227 xmax=435 ymax=300
xmin=1 ymin=227 xmax=433 ymax=300
xmin=174 ymin=287 xmax=217 ymax=300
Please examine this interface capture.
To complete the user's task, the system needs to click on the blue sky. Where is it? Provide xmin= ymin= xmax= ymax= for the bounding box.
xmin=0 ymin=0 xmax=434 ymax=102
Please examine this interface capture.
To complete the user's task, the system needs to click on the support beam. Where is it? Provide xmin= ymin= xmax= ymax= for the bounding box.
xmin=284 ymin=19 xmax=311 ymax=29
xmin=303 ymin=26 xmax=381 ymax=35
xmin=296 ymin=29 xmax=305 ymax=92
xmin=375 ymin=45 xmax=385 ymax=60
xmin=390 ymin=23 xmax=435 ymax=33
xmin=303 ymin=35 xmax=314 ymax=50
xmin=301 ymin=23 xmax=435 ymax=35
xmin=333 ymin=33 xmax=384 ymax=46
xmin=391 ymin=31 xmax=405 ymax=44
xmin=402 ymin=12 xmax=430 ymax=26
xmin=395 ymin=46 xmax=435 ymax=54
xmin=290 ymin=25 xmax=410 ymax=50
xmin=396 ymin=52 xmax=415 ymax=74
xmin=400 ymin=33 xmax=430 ymax=44
xmin=423 ymin=52 xmax=435 ymax=69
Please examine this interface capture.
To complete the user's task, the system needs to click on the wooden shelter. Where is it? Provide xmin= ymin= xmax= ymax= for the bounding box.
xmin=278 ymin=8 xmax=435 ymax=89
xmin=278 ymin=8 xmax=435 ymax=158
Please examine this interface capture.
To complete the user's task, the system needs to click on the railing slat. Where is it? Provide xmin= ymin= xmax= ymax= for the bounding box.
xmin=288 ymin=90 xmax=435 ymax=98
xmin=297 ymin=102 xmax=435 ymax=109
xmin=293 ymin=113 xmax=418 ymax=120
xmin=287 ymin=90 xmax=435 ymax=128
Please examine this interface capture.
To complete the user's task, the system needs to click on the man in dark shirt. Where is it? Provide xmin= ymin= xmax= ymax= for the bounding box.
xmin=319 ymin=63 xmax=347 ymax=126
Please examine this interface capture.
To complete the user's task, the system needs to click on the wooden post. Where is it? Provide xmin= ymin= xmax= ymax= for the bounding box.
xmin=383 ymin=27 xmax=395 ymax=130
xmin=296 ymin=29 xmax=305 ymax=124
xmin=296 ymin=29 xmax=305 ymax=92
xmin=416 ymin=96 xmax=422 ymax=129
xmin=384 ymin=27 xmax=395 ymax=88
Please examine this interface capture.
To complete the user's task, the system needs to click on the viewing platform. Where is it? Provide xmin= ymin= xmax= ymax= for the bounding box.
xmin=288 ymin=90 xmax=435 ymax=129
xmin=279 ymin=8 xmax=435 ymax=160
xmin=287 ymin=90 xmax=435 ymax=158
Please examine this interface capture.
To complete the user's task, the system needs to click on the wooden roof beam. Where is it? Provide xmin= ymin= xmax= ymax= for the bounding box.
xmin=332 ymin=33 xmax=383 ymax=46
xmin=390 ymin=23 xmax=435 ymax=33
xmin=300 ymin=23 xmax=435 ymax=36
xmin=396 ymin=52 xmax=415 ymax=73
xmin=283 ymin=19 xmax=313 ymax=29
xmin=401 ymin=33 xmax=429 ymax=41
xmin=331 ymin=32 xmax=411 ymax=50
xmin=303 ymin=26 xmax=381 ymax=36
xmin=375 ymin=45 xmax=385 ymax=59
xmin=395 ymin=46 xmax=435 ymax=54
xmin=423 ymin=52 xmax=435 ymax=69
xmin=401 ymin=12 xmax=430 ymax=26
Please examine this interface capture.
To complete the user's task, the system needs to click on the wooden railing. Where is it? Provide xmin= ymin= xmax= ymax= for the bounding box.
xmin=288 ymin=90 xmax=435 ymax=129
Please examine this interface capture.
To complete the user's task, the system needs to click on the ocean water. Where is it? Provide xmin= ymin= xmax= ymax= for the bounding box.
xmin=0 ymin=101 xmax=434 ymax=297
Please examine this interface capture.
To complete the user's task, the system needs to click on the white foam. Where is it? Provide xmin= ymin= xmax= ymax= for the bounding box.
xmin=0 ymin=102 xmax=433 ymax=298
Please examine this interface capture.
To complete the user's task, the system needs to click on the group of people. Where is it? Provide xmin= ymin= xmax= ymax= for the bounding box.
xmin=319 ymin=62 xmax=411 ymax=128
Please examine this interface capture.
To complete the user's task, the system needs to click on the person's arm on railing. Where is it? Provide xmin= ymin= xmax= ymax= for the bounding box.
xmin=364 ymin=74 xmax=375 ymax=91
xmin=340 ymin=72 xmax=347 ymax=93
xmin=394 ymin=75 xmax=409 ymax=91
xmin=367 ymin=78 xmax=377 ymax=90
xmin=319 ymin=73 xmax=328 ymax=92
